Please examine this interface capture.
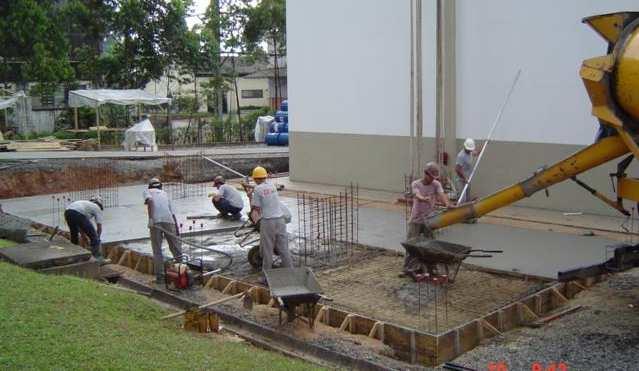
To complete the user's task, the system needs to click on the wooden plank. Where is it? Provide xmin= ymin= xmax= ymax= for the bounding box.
xmin=314 ymin=306 xmax=327 ymax=325
xmin=117 ymin=251 xmax=130 ymax=266
xmin=528 ymin=306 xmax=583 ymax=328
xmin=481 ymin=319 xmax=503 ymax=337
xmin=222 ymin=280 xmax=237 ymax=295
xmin=339 ymin=314 xmax=353 ymax=332
xmin=551 ymin=287 xmax=569 ymax=304
xmin=368 ymin=321 xmax=383 ymax=338
xmin=518 ymin=302 xmax=539 ymax=323
xmin=349 ymin=314 xmax=376 ymax=336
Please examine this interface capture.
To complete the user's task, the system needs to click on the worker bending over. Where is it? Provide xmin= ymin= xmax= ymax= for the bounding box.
xmin=249 ymin=166 xmax=293 ymax=272
xmin=455 ymin=138 xmax=479 ymax=203
xmin=404 ymin=162 xmax=450 ymax=276
xmin=212 ymin=176 xmax=244 ymax=220
xmin=144 ymin=178 xmax=183 ymax=283
xmin=64 ymin=196 xmax=110 ymax=265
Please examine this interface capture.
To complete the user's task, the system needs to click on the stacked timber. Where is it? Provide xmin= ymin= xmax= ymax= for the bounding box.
xmin=3 ymin=138 xmax=96 ymax=152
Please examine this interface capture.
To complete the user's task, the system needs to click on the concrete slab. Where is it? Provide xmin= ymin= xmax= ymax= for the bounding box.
xmin=436 ymin=223 xmax=618 ymax=279
xmin=2 ymin=180 xmax=619 ymax=279
xmin=0 ymin=240 xmax=91 ymax=269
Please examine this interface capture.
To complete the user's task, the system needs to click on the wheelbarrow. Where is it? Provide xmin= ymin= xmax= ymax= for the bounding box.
xmin=234 ymin=217 xmax=284 ymax=270
xmin=400 ymin=237 xmax=502 ymax=282
xmin=264 ymin=267 xmax=322 ymax=328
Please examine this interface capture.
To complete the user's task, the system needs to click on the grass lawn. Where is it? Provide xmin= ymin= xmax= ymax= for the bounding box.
xmin=0 ymin=262 xmax=322 ymax=370
xmin=0 ymin=239 xmax=16 ymax=248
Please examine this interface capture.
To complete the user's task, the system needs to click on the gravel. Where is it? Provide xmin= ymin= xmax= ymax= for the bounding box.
xmin=443 ymin=269 xmax=639 ymax=371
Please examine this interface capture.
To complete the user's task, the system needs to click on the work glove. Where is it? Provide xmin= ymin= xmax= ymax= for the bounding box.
xmin=148 ymin=218 xmax=154 ymax=229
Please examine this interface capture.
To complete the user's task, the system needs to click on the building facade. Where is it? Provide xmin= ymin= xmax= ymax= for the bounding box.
xmin=288 ymin=0 xmax=639 ymax=215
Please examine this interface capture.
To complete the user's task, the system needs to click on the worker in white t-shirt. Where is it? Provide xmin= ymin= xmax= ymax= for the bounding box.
xmin=144 ymin=178 xmax=183 ymax=283
xmin=64 ymin=196 xmax=110 ymax=265
xmin=249 ymin=166 xmax=293 ymax=274
xmin=212 ymin=175 xmax=244 ymax=220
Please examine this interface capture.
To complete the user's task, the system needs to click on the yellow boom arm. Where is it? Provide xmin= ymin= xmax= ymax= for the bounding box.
xmin=425 ymin=135 xmax=630 ymax=231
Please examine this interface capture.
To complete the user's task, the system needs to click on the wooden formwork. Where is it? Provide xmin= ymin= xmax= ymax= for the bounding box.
xmin=100 ymin=243 xmax=597 ymax=366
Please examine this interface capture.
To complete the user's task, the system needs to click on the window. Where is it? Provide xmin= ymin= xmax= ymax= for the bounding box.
xmin=241 ymin=89 xmax=263 ymax=99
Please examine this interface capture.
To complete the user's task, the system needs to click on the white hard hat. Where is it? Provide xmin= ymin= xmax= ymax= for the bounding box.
xmin=89 ymin=195 xmax=104 ymax=210
xmin=464 ymin=138 xmax=476 ymax=151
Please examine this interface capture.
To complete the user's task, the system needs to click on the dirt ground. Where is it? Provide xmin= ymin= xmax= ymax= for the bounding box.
xmin=315 ymin=253 xmax=545 ymax=334
xmin=445 ymin=268 xmax=639 ymax=371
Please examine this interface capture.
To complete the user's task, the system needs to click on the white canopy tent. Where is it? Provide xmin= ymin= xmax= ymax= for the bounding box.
xmin=0 ymin=91 xmax=25 ymax=110
xmin=0 ymin=91 xmax=26 ymax=140
xmin=68 ymin=89 xmax=171 ymax=149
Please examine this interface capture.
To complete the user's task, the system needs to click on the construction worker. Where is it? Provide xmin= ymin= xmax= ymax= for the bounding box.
xmin=403 ymin=162 xmax=450 ymax=276
xmin=144 ymin=178 xmax=183 ymax=283
xmin=455 ymin=138 xmax=479 ymax=203
xmin=64 ymin=196 xmax=110 ymax=265
xmin=249 ymin=166 xmax=293 ymax=273
xmin=212 ymin=175 xmax=244 ymax=220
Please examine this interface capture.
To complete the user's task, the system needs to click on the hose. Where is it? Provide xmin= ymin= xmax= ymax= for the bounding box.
xmin=151 ymin=225 xmax=234 ymax=272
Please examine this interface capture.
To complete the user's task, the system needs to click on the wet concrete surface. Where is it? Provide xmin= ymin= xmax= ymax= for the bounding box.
xmin=1 ymin=184 xmax=619 ymax=279
xmin=435 ymin=223 xmax=619 ymax=279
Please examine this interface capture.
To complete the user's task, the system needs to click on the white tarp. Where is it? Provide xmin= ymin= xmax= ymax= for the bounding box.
xmin=254 ymin=115 xmax=274 ymax=142
xmin=0 ymin=91 xmax=25 ymax=110
xmin=69 ymin=89 xmax=170 ymax=108
xmin=122 ymin=118 xmax=158 ymax=151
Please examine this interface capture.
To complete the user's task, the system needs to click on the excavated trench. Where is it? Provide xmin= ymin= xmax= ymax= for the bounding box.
xmin=0 ymin=155 xmax=288 ymax=199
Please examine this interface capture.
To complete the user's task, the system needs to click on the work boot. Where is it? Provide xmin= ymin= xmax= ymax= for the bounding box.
xmin=229 ymin=213 xmax=242 ymax=221
xmin=95 ymin=256 xmax=111 ymax=266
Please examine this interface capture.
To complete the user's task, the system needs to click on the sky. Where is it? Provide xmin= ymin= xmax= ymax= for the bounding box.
xmin=187 ymin=0 xmax=212 ymax=29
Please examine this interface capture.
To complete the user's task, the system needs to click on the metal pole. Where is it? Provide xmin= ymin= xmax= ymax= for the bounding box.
xmin=409 ymin=0 xmax=416 ymax=178
xmin=415 ymin=0 xmax=423 ymax=171
xmin=96 ymin=105 xmax=101 ymax=151
xmin=457 ymin=69 xmax=522 ymax=205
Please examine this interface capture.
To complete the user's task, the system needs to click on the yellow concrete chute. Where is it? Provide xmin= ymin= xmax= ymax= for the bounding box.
xmin=425 ymin=11 xmax=639 ymax=232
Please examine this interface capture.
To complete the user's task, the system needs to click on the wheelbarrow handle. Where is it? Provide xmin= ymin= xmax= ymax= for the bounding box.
xmin=466 ymin=254 xmax=493 ymax=258
xmin=469 ymin=249 xmax=503 ymax=253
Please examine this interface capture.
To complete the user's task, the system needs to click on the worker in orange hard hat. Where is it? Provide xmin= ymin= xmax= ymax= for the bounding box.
xmin=249 ymin=166 xmax=293 ymax=278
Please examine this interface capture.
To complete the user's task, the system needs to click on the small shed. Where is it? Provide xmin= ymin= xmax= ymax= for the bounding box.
xmin=68 ymin=89 xmax=171 ymax=149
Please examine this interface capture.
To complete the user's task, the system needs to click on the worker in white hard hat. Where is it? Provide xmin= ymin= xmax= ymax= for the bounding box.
xmin=249 ymin=166 xmax=293 ymax=277
xmin=64 ymin=196 xmax=110 ymax=265
xmin=144 ymin=177 xmax=183 ymax=283
xmin=455 ymin=138 xmax=480 ymax=204
xmin=403 ymin=162 xmax=451 ymax=277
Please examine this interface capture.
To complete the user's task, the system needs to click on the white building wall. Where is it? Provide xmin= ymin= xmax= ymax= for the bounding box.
xmin=455 ymin=0 xmax=639 ymax=146
xmin=288 ymin=0 xmax=437 ymax=137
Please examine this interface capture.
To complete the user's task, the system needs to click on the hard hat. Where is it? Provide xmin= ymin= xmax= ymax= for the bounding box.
xmin=213 ymin=175 xmax=225 ymax=186
xmin=424 ymin=162 xmax=440 ymax=179
xmin=463 ymin=138 xmax=476 ymax=151
xmin=89 ymin=195 xmax=104 ymax=210
xmin=252 ymin=166 xmax=268 ymax=179
xmin=148 ymin=177 xmax=162 ymax=189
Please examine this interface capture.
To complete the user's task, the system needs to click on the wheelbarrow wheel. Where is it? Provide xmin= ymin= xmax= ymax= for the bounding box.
xmin=248 ymin=245 xmax=262 ymax=270
xmin=248 ymin=245 xmax=281 ymax=270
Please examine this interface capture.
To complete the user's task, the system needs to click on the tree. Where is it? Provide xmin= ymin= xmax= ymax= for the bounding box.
xmin=244 ymin=0 xmax=286 ymax=106
xmin=102 ymin=0 xmax=193 ymax=88
xmin=0 ymin=0 xmax=75 ymax=93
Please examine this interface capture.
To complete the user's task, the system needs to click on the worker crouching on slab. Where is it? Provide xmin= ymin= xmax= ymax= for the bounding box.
xmin=211 ymin=175 xmax=244 ymax=221
xmin=403 ymin=162 xmax=451 ymax=276
xmin=144 ymin=178 xmax=183 ymax=283
xmin=64 ymin=196 xmax=110 ymax=265
xmin=249 ymin=166 xmax=293 ymax=275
